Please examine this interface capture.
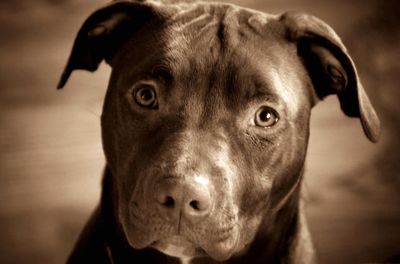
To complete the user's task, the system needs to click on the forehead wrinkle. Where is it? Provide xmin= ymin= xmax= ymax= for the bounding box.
xmin=167 ymin=2 xmax=224 ymax=39
xmin=168 ymin=2 xmax=213 ymax=24
xmin=174 ymin=12 xmax=215 ymax=33
xmin=167 ymin=3 xmax=243 ymax=52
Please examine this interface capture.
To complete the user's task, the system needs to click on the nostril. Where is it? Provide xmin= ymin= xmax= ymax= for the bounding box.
xmin=162 ymin=196 xmax=175 ymax=208
xmin=186 ymin=193 xmax=211 ymax=215
xmin=155 ymin=181 xmax=177 ymax=210
xmin=158 ymin=194 xmax=175 ymax=208
xmin=189 ymin=200 xmax=200 ymax=210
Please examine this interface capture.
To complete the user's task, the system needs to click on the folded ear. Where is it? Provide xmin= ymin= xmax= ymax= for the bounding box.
xmin=57 ymin=1 xmax=158 ymax=89
xmin=280 ymin=11 xmax=380 ymax=142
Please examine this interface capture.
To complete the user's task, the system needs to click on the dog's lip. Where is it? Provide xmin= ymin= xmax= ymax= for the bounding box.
xmin=151 ymin=235 xmax=206 ymax=258
xmin=130 ymin=212 xmax=148 ymax=227
xmin=129 ymin=209 xmax=239 ymax=260
xmin=201 ymin=226 xmax=239 ymax=261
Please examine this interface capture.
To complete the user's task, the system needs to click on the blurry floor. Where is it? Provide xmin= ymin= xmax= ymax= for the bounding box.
xmin=0 ymin=0 xmax=399 ymax=263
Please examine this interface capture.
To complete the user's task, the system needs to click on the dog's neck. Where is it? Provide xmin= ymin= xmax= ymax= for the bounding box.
xmin=98 ymin=166 xmax=303 ymax=264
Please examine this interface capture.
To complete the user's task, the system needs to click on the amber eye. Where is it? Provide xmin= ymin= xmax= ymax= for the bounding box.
xmin=255 ymin=107 xmax=279 ymax=127
xmin=134 ymin=84 xmax=158 ymax=108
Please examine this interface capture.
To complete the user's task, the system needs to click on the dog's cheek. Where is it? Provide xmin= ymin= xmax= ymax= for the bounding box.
xmin=101 ymin=85 xmax=153 ymax=214
xmin=233 ymin=119 xmax=307 ymax=213
xmin=266 ymin=121 xmax=310 ymax=211
xmin=222 ymin=131 xmax=274 ymax=224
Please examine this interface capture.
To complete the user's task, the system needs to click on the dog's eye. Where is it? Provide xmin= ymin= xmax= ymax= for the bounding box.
xmin=134 ymin=84 xmax=158 ymax=108
xmin=255 ymin=107 xmax=279 ymax=127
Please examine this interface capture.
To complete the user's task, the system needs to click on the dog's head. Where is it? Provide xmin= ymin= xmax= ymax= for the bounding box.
xmin=59 ymin=0 xmax=380 ymax=261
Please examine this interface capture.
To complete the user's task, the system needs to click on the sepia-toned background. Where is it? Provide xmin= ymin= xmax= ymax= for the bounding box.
xmin=0 ymin=0 xmax=399 ymax=263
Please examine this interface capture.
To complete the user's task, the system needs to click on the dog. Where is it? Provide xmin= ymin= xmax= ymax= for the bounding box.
xmin=58 ymin=0 xmax=380 ymax=263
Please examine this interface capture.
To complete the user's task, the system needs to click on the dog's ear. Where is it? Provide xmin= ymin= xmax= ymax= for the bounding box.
xmin=57 ymin=1 xmax=159 ymax=89
xmin=280 ymin=11 xmax=380 ymax=142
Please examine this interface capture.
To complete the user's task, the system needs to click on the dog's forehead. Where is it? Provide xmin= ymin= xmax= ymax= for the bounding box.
xmin=157 ymin=4 xmax=291 ymax=82
xmin=156 ymin=3 xmax=303 ymax=112
xmin=161 ymin=2 xmax=279 ymax=57
xmin=165 ymin=2 xmax=274 ymax=36
xmin=114 ymin=2 xmax=306 ymax=116
xmin=117 ymin=1 xmax=292 ymax=83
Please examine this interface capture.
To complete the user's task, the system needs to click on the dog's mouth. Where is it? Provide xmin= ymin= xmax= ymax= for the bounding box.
xmin=151 ymin=235 xmax=206 ymax=259
xmin=150 ymin=228 xmax=239 ymax=261
xmin=126 ymin=213 xmax=239 ymax=260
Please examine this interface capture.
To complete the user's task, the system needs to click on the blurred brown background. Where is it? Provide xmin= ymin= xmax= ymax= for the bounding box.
xmin=0 ymin=0 xmax=399 ymax=263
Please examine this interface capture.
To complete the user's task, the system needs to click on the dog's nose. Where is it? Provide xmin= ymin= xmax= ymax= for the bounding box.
xmin=155 ymin=177 xmax=213 ymax=224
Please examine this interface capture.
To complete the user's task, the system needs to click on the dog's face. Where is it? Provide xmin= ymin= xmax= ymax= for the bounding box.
xmin=102 ymin=9 xmax=312 ymax=260
xmin=58 ymin=1 xmax=380 ymax=262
